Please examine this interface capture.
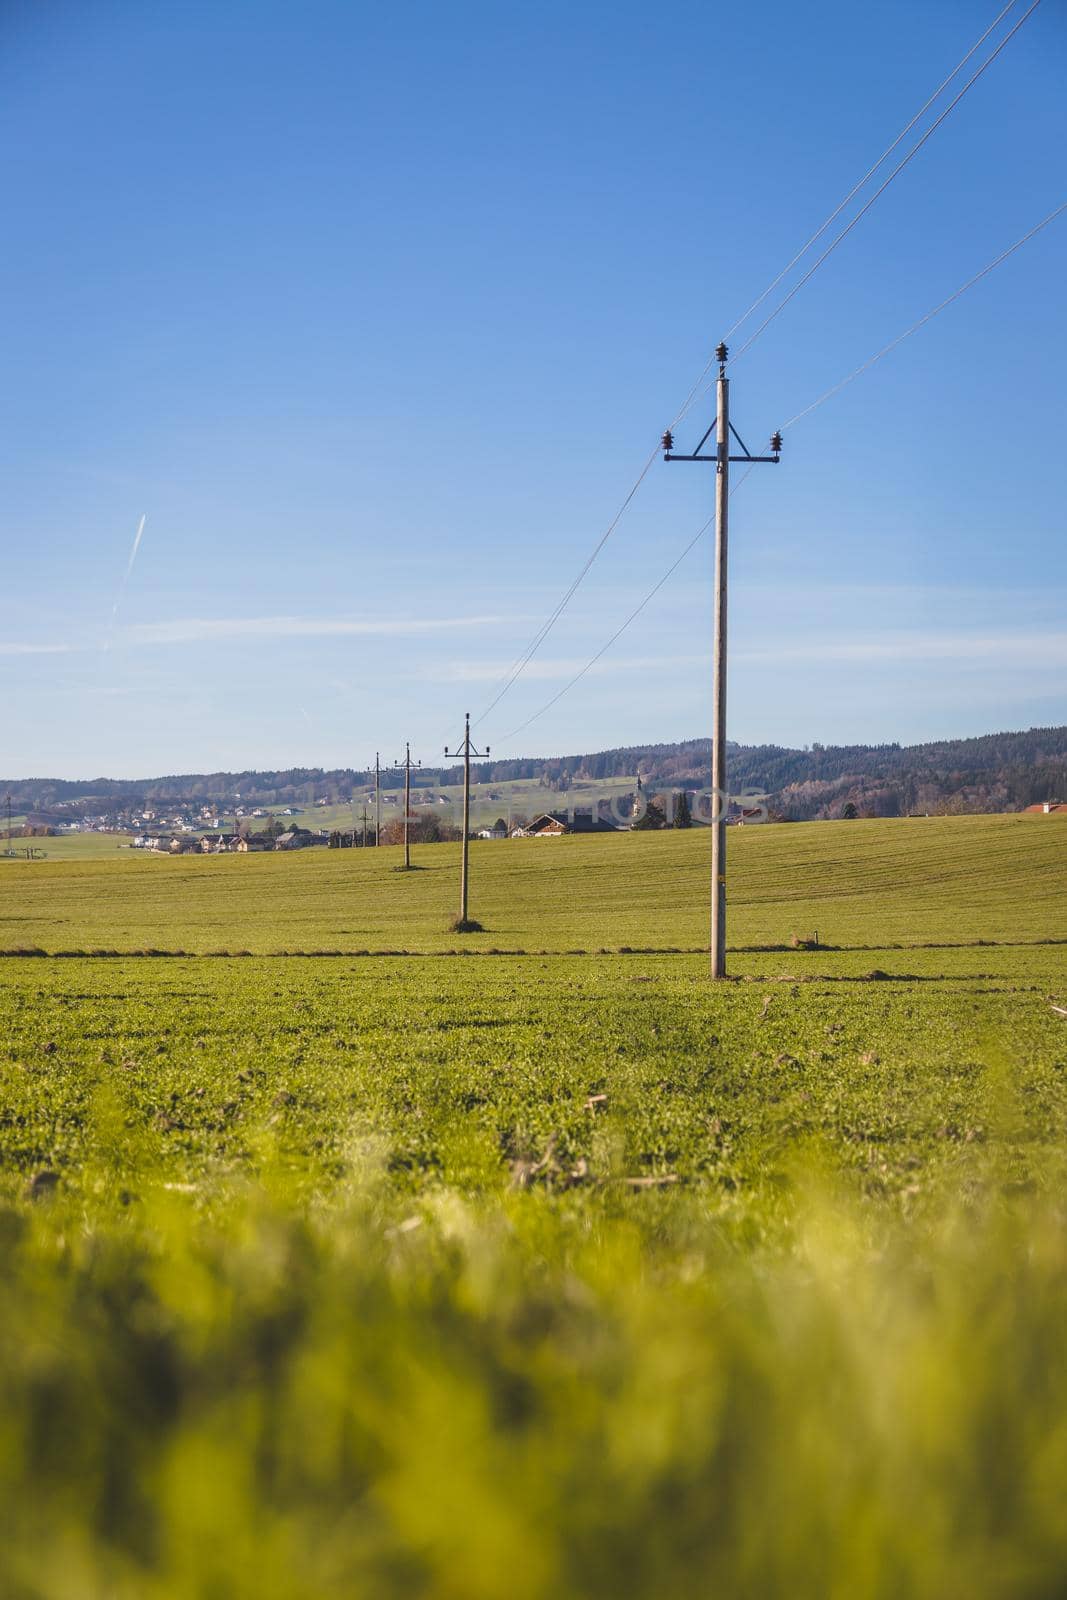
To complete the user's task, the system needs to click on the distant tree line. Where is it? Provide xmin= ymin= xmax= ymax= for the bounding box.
xmin=4 ymin=725 xmax=1066 ymax=823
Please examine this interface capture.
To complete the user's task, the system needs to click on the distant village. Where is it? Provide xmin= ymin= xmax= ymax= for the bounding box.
xmin=13 ymin=774 xmax=691 ymax=848
xmin=146 ymin=809 xmax=631 ymax=855
xmin=10 ymin=790 xmax=456 ymax=843
xmin=10 ymin=797 xmax=336 ymax=851
xmin=5 ymin=781 xmax=775 ymax=856
xmin=10 ymin=773 xmax=1061 ymax=857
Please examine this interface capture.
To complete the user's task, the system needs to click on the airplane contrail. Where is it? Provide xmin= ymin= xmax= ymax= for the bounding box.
xmin=103 ymin=513 xmax=147 ymax=651
xmin=122 ymin=513 xmax=147 ymax=585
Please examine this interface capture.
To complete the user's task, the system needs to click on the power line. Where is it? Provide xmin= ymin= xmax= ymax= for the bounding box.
xmin=475 ymin=0 xmax=1040 ymax=728
xmin=730 ymin=9 xmax=1021 ymax=338
xmin=493 ymin=197 xmax=1063 ymax=744
xmin=498 ymin=470 xmax=755 ymax=744
xmin=662 ymin=352 xmax=783 ymax=979
xmin=474 ymin=351 xmax=744 ymax=729
xmin=444 ymin=712 xmax=490 ymax=929
xmin=392 ymin=743 xmax=421 ymax=870
xmin=472 ymin=444 xmax=659 ymax=727
xmin=782 ymin=201 xmax=1066 ymax=430
xmin=475 ymin=359 xmax=756 ymax=729
xmin=730 ymin=0 xmax=1043 ymax=363
xmin=673 ymin=0 xmax=1023 ymax=429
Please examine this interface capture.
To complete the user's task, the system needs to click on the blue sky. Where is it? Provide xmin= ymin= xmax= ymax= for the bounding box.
xmin=1 ymin=0 xmax=1064 ymax=779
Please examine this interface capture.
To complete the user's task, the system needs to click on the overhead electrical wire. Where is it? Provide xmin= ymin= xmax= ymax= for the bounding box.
xmin=472 ymin=443 xmax=660 ymax=728
xmin=722 ymin=7 xmax=1019 ymax=342
xmin=729 ymin=0 xmax=1043 ymax=363
xmin=499 ymin=469 xmax=756 ymax=745
xmin=673 ymin=0 xmax=1024 ymax=428
xmin=780 ymin=201 xmax=1066 ymax=429
xmin=474 ymin=0 xmax=1041 ymax=728
xmin=491 ymin=200 xmax=1064 ymax=744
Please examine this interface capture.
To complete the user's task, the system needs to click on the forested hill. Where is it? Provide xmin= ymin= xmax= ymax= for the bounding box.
xmin=721 ymin=726 xmax=1067 ymax=819
xmin=4 ymin=725 xmax=1066 ymax=822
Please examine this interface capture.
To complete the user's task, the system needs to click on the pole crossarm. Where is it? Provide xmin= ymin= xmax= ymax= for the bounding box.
xmin=659 ymin=341 xmax=784 ymax=979
xmin=392 ymin=745 xmax=422 ymax=778
xmin=662 ymin=349 xmax=782 ymax=470
xmin=444 ymin=717 xmax=490 ymax=765
xmin=663 ymin=420 xmax=782 ymax=464
xmin=664 ymin=450 xmax=781 ymax=463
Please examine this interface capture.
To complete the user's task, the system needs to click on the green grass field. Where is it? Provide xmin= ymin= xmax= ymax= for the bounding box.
xmin=2 ymin=816 xmax=1067 ymax=1597
xmin=1 ymin=831 xmax=142 ymax=862
xmin=3 ymin=813 xmax=1065 ymax=955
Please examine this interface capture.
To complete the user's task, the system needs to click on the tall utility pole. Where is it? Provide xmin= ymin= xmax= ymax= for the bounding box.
xmin=392 ymin=743 xmax=421 ymax=869
xmin=444 ymin=711 xmax=490 ymax=928
xmin=663 ymin=343 xmax=782 ymax=979
xmin=374 ymin=753 xmax=381 ymax=847
xmin=360 ymin=803 xmax=369 ymax=848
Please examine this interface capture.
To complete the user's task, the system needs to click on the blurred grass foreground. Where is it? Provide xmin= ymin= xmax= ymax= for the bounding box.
xmin=4 ymin=1168 xmax=1067 ymax=1600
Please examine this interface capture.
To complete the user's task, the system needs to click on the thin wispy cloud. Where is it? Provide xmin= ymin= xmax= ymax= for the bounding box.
xmin=435 ymin=653 xmax=707 ymax=683
xmin=122 ymin=614 xmax=517 ymax=646
xmin=742 ymin=581 xmax=1067 ymax=604
xmin=735 ymin=632 xmax=1067 ymax=666
xmin=0 ymin=642 xmax=71 ymax=656
xmin=438 ymin=629 xmax=1067 ymax=688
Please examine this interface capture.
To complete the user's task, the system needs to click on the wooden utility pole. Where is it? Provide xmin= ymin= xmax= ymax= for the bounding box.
xmin=663 ymin=345 xmax=781 ymax=978
xmin=445 ymin=712 xmax=490 ymax=928
xmin=360 ymin=803 xmax=369 ymax=848
xmin=392 ymin=744 xmax=421 ymax=869
xmin=710 ymin=361 xmax=730 ymax=980
xmin=374 ymin=753 xmax=381 ymax=848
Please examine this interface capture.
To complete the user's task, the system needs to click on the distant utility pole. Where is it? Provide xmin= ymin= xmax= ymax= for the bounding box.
xmin=374 ymin=753 xmax=381 ymax=847
xmin=360 ymin=803 xmax=369 ymax=849
xmin=663 ymin=343 xmax=782 ymax=979
xmin=445 ymin=711 xmax=490 ymax=928
xmin=392 ymin=743 xmax=421 ymax=869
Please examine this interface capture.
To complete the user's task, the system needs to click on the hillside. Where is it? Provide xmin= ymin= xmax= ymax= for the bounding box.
xmin=4 ymin=724 xmax=1067 ymax=823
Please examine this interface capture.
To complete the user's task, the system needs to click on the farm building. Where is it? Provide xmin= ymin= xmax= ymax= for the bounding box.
xmin=522 ymin=812 xmax=619 ymax=837
xmin=477 ymin=818 xmax=509 ymax=840
xmin=1023 ymin=801 xmax=1067 ymax=814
